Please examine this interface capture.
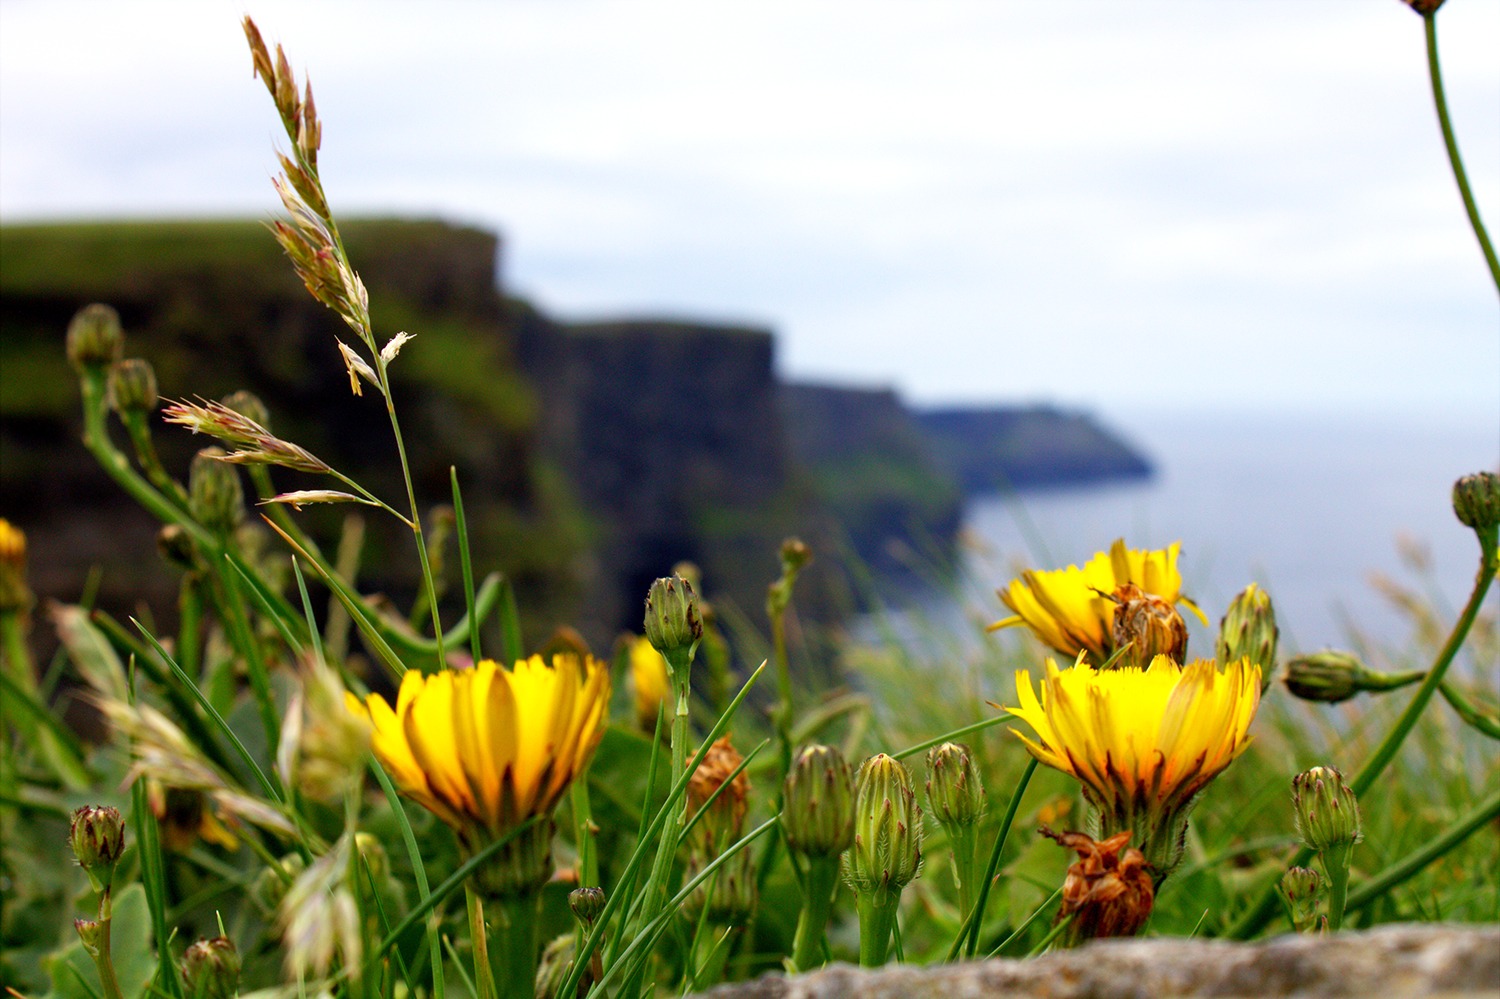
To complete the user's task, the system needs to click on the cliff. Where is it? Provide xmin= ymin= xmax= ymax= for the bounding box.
xmin=917 ymin=405 xmax=1153 ymax=493
xmin=779 ymin=384 xmax=964 ymax=583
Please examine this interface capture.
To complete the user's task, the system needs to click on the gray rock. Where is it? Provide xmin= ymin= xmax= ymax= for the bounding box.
xmin=694 ymin=924 xmax=1500 ymax=999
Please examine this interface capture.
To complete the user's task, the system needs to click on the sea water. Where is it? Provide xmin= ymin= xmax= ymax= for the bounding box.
xmin=895 ymin=407 xmax=1499 ymax=661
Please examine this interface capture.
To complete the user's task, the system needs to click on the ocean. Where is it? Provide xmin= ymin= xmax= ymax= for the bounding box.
xmin=901 ymin=408 xmax=1499 ymax=661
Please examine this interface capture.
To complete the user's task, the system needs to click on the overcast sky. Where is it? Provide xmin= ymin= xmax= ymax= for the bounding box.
xmin=2 ymin=0 xmax=1497 ymax=421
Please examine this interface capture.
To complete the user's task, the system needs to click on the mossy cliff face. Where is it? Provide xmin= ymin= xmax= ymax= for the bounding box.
xmin=0 ymin=219 xmax=585 ymax=644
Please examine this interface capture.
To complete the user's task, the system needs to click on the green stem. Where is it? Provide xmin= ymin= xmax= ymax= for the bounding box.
xmin=1438 ymin=679 xmax=1500 ymax=739
xmin=119 ymin=410 xmax=189 ymax=510
xmin=1347 ymin=783 xmax=1500 ymax=913
xmin=790 ymin=856 xmax=839 ymax=972
xmin=948 ymin=823 xmax=980 ymax=925
xmin=91 ymin=886 xmax=126 ymax=999
xmin=493 ymin=892 xmax=539 ymax=999
xmin=1424 ymin=11 xmax=1500 ymax=295
xmin=856 ymin=886 xmax=901 ymax=967
xmin=1229 ymin=533 xmax=1497 ymax=939
xmin=571 ymin=774 xmax=598 ymax=889
xmin=465 ymin=888 xmax=498 ymax=999
xmin=1321 ymin=841 xmax=1352 ymax=933
xmin=954 ymin=756 xmax=1037 ymax=960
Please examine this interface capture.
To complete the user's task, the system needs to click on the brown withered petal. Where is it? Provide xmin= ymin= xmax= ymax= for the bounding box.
xmin=1041 ymin=826 xmax=1155 ymax=941
xmin=687 ymin=736 xmax=749 ymax=848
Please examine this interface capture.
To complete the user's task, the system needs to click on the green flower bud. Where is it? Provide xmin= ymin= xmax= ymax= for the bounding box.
xmin=925 ymin=742 xmax=985 ymax=828
xmin=180 ymin=936 xmax=241 ymax=999
xmin=156 ymin=524 xmax=197 ymax=570
xmin=782 ymin=743 xmax=855 ymax=859
xmin=1452 ymin=472 xmax=1500 ymax=533
xmin=353 ymin=831 xmax=387 ymax=885
xmin=1284 ymin=650 xmax=1423 ymax=704
xmin=189 ymin=448 xmax=245 ymax=535
xmin=1217 ymin=583 xmax=1279 ymax=688
xmin=108 ymin=358 xmax=159 ymax=414
xmin=74 ymin=918 xmax=103 ymax=955
xmin=684 ymin=845 xmax=758 ymax=925
xmin=780 ymin=537 xmax=812 ymax=575
xmin=569 ymin=886 xmax=605 ymax=925
xmin=644 ymin=574 xmax=702 ymax=670
xmin=219 ymin=389 xmax=271 ymax=431
xmin=69 ymin=805 xmax=125 ymax=891
xmin=843 ymin=753 xmax=922 ymax=895
xmin=250 ymin=853 xmax=306 ymax=915
xmin=1276 ymin=866 xmax=1326 ymax=934
xmin=66 ymin=304 xmax=124 ymax=372
xmin=1292 ymin=766 xmax=1362 ymax=852
xmin=534 ymin=933 xmax=575 ymax=999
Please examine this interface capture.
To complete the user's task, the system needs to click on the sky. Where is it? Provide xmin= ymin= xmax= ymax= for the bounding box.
xmin=2 ymin=0 xmax=1498 ymax=421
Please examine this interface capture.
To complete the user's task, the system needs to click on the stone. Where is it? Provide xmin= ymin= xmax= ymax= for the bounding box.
xmin=693 ymin=924 xmax=1500 ymax=999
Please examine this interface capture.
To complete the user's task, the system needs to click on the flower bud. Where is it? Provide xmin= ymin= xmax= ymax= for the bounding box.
xmin=108 ymin=358 xmax=159 ymax=414
xmin=925 ymin=742 xmax=984 ymax=828
xmin=781 ymin=744 xmax=855 ymax=859
xmin=780 ymin=537 xmax=812 ymax=575
xmin=1109 ymin=583 xmax=1187 ymax=668
xmin=180 ymin=936 xmax=241 ymax=999
xmin=1276 ymin=866 xmax=1326 ymax=934
xmin=219 ymin=389 xmax=271 ymax=431
xmin=189 ymin=448 xmax=246 ymax=534
xmin=569 ymin=886 xmax=606 ymax=925
xmin=1217 ymin=583 xmax=1279 ymax=688
xmin=534 ymin=932 xmax=575 ymax=999
xmin=843 ymin=753 xmax=922 ymax=894
xmin=74 ymin=918 xmax=103 ymax=955
xmin=644 ymin=575 xmax=702 ymax=668
xmin=684 ymin=845 xmax=758 ymax=925
xmin=69 ymin=805 xmax=125 ymax=891
xmin=1292 ymin=766 xmax=1362 ymax=852
xmin=1452 ymin=472 xmax=1500 ymax=533
xmin=0 ymin=518 xmax=32 ymax=613
xmin=1283 ymin=650 xmax=1423 ymax=704
xmin=250 ymin=853 xmax=306 ymax=915
xmin=66 ymin=304 xmax=124 ymax=372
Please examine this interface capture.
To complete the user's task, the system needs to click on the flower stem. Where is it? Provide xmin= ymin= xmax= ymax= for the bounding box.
xmin=465 ymin=888 xmax=498 ymax=999
xmin=1320 ymin=841 xmax=1352 ymax=933
xmin=1423 ymin=11 xmax=1500 ymax=296
xmin=856 ymin=886 xmax=901 ymax=967
xmin=948 ymin=823 xmax=980 ymax=925
xmin=1437 ymin=680 xmax=1500 ymax=739
xmin=87 ymin=887 xmax=126 ymax=999
xmin=493 ymin=892 xmax=539 ymax=999
xmin=790 ymin=856 xmax=839 ymax=972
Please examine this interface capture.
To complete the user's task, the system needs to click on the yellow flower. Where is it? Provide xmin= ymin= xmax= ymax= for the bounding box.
xmin=991 ymin=539 xmax=1207 ymax=662
xmin=629 ymin=635 xmax=670 ymax=732
xmin=0 ymin=517 xmax=31 ymax=612
xmin=350 ymin=654 xmax=610 ymax=842
xmin=1006 ymin=654 xmax=1260 ymax=878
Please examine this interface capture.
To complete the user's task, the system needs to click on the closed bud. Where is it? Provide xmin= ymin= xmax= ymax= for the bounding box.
xmin=74 ymin=918 xmax=103 ymax=954
xmin=782 ymin=743 xmax=855 ymax=859
xmin=69 ymin=805 xmax=125 ymax=891
xmin=108 ymin=358 xmax=159 ymax=414
xmin=66 ymin=304 xmax=124 ymax=372
xmin=156 ymin=524 xmax=197 ymax=569
xmin=925 ymin=742 xmax=985 ymax=828
xmin=534 ymin=933 xmax=575 ymax=999
xmin=189 ymin=448 xmax=245 ymax=534
xmin=1452 ymin=472 xmax=1500 ymax=533
xmin=1276 ymin=866 xmax=1326 ymax=934
xmin=843 ymin=753 xmax=922 ymax=894
xmin=0 ymin=518 xmax=32 ymax=613
xmin=1217 ymin=583 xmax=1279 ymax=689
xmin=219 ymin=389 xmax=271 ymax=431
xmin=1292 ymin=766 xmax=1362 ymax=852
xmin=180 ymin=936 xmax=241 ymax=999
xmin=1284 ymin=650 xmax=1423 ymax=704
xmin=569 ymin=886 xmax=605 ymax=925
xmin=780 ymin=537 xmax=812 ymax=575
xmin=1109 ymin=583 xmax=1187 ymax=668
xmin=250 ymin=853 xmax=306 ymax=915
xmin=684 ymin=845 xmax=758 ymax=925
xmin=644 ymin=574 xmax=702 ymax=670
